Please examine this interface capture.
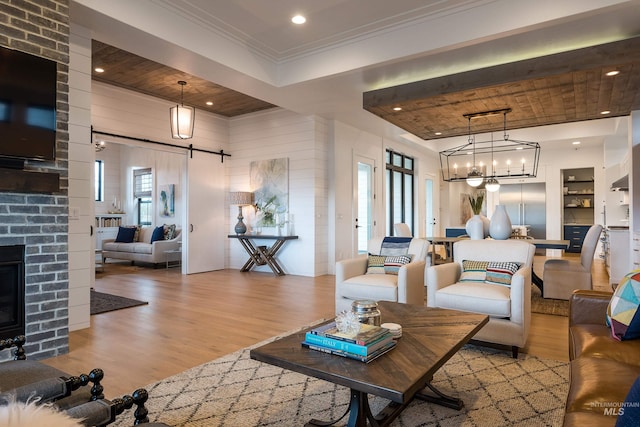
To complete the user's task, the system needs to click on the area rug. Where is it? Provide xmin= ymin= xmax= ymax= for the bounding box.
xmin=111 ymin=332 xmax=568 ymax=426
xmin=531 ymin=285 xmax=569 ymax=316
xmin=90 ymin=290 xmax=148 ymax=315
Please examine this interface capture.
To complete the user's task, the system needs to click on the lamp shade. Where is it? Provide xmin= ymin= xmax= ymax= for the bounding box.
xmin=229 ymin=191 xmax=254 ymax=206
xmin=170 ymin=104 xmax=195 ymax=139
xmin=485 ymin=177 xmax=500 ymax=192
xmin=466 ymin=169 xmax=484 ymax=187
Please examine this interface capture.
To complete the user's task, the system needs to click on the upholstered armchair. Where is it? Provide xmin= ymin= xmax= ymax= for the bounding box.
xmin=542 ymin=224 xmax=602 ymax=300
xmin=335 ymin=237 xmax=428 ymax=314
xmin=426 ymin=239 xmax=535 ymax=358
xmin=0 ymin=336 xmax=153 ymax=426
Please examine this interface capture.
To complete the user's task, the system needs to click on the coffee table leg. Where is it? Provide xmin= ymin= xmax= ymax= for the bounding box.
xmin=306 ymin=389 xmax=405 ymax=427
xmin=414 ymin=382 xmax=464 ymax=410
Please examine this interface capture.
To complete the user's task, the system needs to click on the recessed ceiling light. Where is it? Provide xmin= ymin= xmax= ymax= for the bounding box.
xmin=435 ymin=132 xmax=442 ymax=136
xmin=392 ymin=107 xmax=402 ymax=111
xmin=206 ymin=101 xmax=213 ymax=106
xmin=572 ymin=141 xmax=581 ymax=145
xmin=606 ymin=70 xmax=620 ymax=76
xmin=291 ymin=15 xmax=306 ymax=24
xmin=94 ymin=67 xmax=104 ymax=73
xmin=601 ymin=110 xmax=611 ymax=115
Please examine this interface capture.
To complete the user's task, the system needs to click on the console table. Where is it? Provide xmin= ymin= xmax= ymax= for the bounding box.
xmin=228 ymin=234 xmax=298 ymax=276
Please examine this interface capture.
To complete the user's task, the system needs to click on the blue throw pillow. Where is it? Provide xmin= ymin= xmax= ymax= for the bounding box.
xmin=616 ymin=375 xmax=640 ymax=426
xmin=114 ymin=226 xmax=136 ymax=243
xmin=150 ymin=225 xmax=165 ymax=243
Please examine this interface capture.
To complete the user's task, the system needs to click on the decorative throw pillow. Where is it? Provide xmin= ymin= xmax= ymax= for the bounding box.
xmin=460 ymin=260 xmax=489 ymax=282
xmin=163 ymin=224 xmax=177 ymax=240
xmin=150 ymin=225 xmax=165 ymax=243
xmin=114 ymin=226 xmax=136 ymax=243
xmin=607 ymin=269 xmax=640 ymax=341
xmin=485 ymin=262 xmax=521 ymax=287
xmin=367 ymin=255 xmax=386 ymax=274
xmin=383 ymin=255 xmax=413 ymax=275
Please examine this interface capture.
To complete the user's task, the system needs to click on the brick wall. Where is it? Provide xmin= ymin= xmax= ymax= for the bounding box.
xmin=0 ymin=0 xmax=70 ymax=359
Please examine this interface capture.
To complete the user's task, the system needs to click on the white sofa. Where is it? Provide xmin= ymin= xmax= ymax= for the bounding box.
xmin=335 ymin=237 xmax=428 ymax=314
xmin=426 ymin=239 xmax=535 ymax=358
xmin=102 ymin=226 xmax=182 ymax=267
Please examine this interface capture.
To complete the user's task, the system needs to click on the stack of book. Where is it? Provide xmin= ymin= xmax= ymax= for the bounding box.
xmin=302 ymin=321 xmax=396 ymax=363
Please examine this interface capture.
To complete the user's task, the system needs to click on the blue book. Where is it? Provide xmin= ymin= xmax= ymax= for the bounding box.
xmin=302 ymin=340 xmax=396 ymax=363
xmin=304 ymin=331 xmax=392 ymax=356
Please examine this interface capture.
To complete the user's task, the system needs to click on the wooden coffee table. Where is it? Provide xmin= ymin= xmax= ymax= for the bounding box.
xmin=250 ymin=301 xmax=488 ymax=427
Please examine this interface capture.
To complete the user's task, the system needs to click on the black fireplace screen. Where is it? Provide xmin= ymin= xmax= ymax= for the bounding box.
xmin=0 ymin=245 xmax=25 ymax=338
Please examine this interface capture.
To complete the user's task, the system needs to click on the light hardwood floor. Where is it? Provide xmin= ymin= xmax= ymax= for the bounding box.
xmin=43 ymin=256 xmax=610 ymax=398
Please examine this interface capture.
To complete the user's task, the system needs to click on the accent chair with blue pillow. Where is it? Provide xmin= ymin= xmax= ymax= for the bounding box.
xmin=335 ymin=237 xmax=428 ymax=314
xmin=426 ymin=239 xmax=535 ymax=358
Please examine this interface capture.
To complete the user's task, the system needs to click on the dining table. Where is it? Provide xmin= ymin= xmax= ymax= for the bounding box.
xmin=425 ymin=236 xmax=570 ymax=292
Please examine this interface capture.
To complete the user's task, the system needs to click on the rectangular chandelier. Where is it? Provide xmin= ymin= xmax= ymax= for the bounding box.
xmin=439 ymin=109 xmax=540 ymax=183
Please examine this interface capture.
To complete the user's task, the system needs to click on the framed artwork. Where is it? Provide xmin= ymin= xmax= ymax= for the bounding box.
xmin=159 ymin=184 xmax=175 ymax=217
xmin=250 ymin=158 xmax=289 ymax=227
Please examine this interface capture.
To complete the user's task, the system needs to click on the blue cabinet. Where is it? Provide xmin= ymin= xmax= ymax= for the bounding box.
xmin=564 ymin=225 xmax=591 ymax=253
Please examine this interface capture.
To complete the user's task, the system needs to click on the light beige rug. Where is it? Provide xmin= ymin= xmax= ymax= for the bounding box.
xmin=112 ymin=332 xmax=568 ymax=426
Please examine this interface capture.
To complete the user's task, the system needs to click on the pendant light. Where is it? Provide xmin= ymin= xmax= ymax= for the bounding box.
xmin=170 ymin=80 xmax=195 ymax=139
xmin=465 ymin=116 xmax=483 ymax=187
xmin=485 ymin=131 xmax=500 ymax=192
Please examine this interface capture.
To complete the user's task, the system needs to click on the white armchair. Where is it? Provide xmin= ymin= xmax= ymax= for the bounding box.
xmin=335 ymin=237 xmax=428 ymax=314
xmin=426 ymin=239 xmax=535 ymax=358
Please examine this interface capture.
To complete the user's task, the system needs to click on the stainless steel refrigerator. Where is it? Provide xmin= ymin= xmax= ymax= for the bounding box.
xmin=498 ymin=183 xmax=546 ymax=238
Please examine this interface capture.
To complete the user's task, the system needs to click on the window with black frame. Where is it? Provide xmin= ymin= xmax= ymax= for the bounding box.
xmin=385 ymin=149 xmax=414 ymax=236
xmin=133 ymin=168 xmax=153 ymax=226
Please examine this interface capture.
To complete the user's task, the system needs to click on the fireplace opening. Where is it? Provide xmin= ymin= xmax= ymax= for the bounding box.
xmin=0 ymin=245 xmax=25 ymax=338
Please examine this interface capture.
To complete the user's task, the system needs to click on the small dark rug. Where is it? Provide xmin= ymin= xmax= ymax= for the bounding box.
xmin=90 ymin=290 xmax=148 ymax=315
xmin=531 ymin=284 xmax=569 ymax=316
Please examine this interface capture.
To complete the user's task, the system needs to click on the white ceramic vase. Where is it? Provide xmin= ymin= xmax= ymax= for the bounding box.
xmin=465 ymin=214 xmax=485 ymax=240
xmin=480 ymin=214 xmax=490 ymax=238
xmin=490 ymin=205 xmax=512 ymax=240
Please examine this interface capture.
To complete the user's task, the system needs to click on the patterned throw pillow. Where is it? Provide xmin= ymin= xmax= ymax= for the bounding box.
xmin=607 ymin=269 xmax=640 ymax=341
xmin=485 ymin=262 xmax=521 ymax=287
xmin=460 ymin=260 xmax=489 ymax=282
xmin=367 ymin=255 xmax=386 ymax=274
xmin=366 ymin=255 xmax=412 ymax=275
xmin=383 ymin=255 xmax=413 ymax=275
xmin=163 ymin=224 xmax=177 ymax=240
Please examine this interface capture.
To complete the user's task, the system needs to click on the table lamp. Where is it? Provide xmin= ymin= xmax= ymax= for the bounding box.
xmin=229 ymin=191 xmax=254 ymax=234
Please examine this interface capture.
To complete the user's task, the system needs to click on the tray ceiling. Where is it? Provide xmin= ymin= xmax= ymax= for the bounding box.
xmin=363 ymin=37 xmax=640 ymax=140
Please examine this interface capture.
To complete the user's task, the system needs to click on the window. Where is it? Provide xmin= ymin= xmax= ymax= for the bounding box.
xmin=95 ymin=160 xmax=104 ymax=201
xmin=133 ymin=168 xmax=153 ymax=226
xmin=385 ymin=149 xmax=414 ymax=235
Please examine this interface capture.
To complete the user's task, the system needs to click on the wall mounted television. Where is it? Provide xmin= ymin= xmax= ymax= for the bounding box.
xmin=0 ymin=46 xmax=57 ymax=165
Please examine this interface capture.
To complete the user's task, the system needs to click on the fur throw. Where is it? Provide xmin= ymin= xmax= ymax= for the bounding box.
xmin=0 ymin=399 xmax=83 ymax=427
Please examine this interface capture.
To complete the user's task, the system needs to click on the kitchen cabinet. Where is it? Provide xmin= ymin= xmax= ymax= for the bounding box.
xmin=608 ymin=228 xmax=630 ymax=285
xmin=633 ymin=232 xmax=640 ymax=271
xmin=564 ymin=225 xmax=591 ymax=253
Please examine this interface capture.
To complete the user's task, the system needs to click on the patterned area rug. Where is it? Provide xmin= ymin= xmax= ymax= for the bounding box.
xmin=112 ymin=332 xmax=568 ymax=426
xmin=90 ymin=290 xmax=148 ymax=315
xmin=531 ymin=285 xmax=569 ymax=316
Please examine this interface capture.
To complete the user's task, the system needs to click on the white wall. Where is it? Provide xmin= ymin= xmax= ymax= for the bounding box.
xmin=331 ymin=121 xmax=440 ymax=273
xmin=67 ymin=25 xmax=93 ymax=331
xmin=227 ymin=109 xmax=328 ymax=276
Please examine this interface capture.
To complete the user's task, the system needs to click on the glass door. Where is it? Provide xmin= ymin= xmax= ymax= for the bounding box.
xmin=425 ymin=175 xmax=437 ymax=237
xmin=355 ymin=156 xmax=375 ymax=255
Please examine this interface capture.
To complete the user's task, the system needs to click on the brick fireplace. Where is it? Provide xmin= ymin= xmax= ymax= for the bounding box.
xmin=0 ymin=1 xmax=70 ymax=360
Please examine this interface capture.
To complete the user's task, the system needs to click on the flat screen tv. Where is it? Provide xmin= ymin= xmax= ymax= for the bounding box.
xmin=0 ymin=46 xmax=57 ymax=163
